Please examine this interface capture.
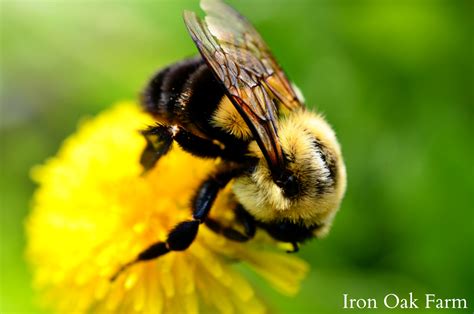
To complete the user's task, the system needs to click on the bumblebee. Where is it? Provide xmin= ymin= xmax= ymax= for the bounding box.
xmin=112 ymin=0 xmax=346 ymax=279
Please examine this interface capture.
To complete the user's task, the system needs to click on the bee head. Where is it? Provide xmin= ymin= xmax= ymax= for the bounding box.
xmin=233 ymin=109 xmax=346 ymax=231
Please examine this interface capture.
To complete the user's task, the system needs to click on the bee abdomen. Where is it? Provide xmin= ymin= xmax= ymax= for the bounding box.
xmin=178 ymin=63 xmax=226 ymax=134
xmin=141 ymin=56 xmax=245 ymax=148
xmin=141 ymin=56 xmax=204 ymax=122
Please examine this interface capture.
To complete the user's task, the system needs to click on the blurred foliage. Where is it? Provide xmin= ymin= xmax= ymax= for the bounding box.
xmin=1 ymin=0 xmax=473 ymax=313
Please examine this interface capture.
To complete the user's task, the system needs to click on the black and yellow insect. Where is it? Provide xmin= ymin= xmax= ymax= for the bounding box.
xmin=113 ymin=0 xmax=346 ymax=280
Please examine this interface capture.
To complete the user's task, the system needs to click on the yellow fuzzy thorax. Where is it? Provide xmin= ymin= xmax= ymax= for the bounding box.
xmin=26 ymin=102 xmax=309 ymax=314
xmin=211 ymin=97 xmax=253 ymax=140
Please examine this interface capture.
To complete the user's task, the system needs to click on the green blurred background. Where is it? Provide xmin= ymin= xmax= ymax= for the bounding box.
xmin=1 ymin=0 xmax=473 ymax=313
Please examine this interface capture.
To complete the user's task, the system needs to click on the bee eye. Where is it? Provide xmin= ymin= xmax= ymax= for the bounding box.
xmin=275 ymin=171 xmax=300 ymax=198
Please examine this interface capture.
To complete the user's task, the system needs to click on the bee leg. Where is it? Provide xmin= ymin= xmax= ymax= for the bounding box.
xmin=287 ymin=242 xmax=299 ymax=253
xmin=173 ymin=128 xmax=227 ymax=159
xmin=140 ymin=124 xmax=174 ymax=172
xmin=204 ymin=205 xmax=256 ymax=242
xmin=141 ymin=124 xmax=237 ymax=173
xmin=111 ymin=166 xmax=239 ymax=281
xmin=110 ymin=220 xmax=199 ymax=282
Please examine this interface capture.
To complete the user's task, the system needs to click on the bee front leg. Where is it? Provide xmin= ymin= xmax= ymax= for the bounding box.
xmin=111 ymin=166 xmax=241 ymax=281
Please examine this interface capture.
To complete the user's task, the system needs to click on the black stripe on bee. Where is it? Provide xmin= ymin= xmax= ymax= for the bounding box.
xmin=180 ymin=64 xmax=251 ymax=151
xmin=142 ymin=56 xmax=204 ymax=120
xmin=179 ymin=63 xmax=225 ymax=133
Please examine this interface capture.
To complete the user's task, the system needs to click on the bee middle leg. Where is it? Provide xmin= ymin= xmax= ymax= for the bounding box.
xmin=140 ymin=124 xmax=231 ymax=173
xmin=204 ymin=205 xmax=256 ymax=242
xmin=111 ymin=166 xmax=240 ymax=281
xmin=140 ymin=125 xmax=174 ymax=172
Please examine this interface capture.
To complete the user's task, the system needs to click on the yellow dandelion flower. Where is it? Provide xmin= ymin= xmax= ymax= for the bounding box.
xmin=26 ymin=102 xmax=309 ymax=314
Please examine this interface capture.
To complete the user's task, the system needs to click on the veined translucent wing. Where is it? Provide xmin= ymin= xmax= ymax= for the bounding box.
xmin=183 ymin=0 xmax=304 ymax=175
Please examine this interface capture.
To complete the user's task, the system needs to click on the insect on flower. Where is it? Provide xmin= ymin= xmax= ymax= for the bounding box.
xmin=113 ymin=0 xmax=346 ymax=279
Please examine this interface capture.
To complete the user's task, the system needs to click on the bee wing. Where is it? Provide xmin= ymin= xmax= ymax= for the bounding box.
xmin=184 ymin=0 xmax=304 ymax=174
